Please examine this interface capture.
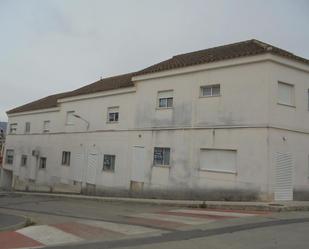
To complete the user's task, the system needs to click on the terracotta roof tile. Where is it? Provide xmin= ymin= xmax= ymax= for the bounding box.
xmin=7 ymin=39 xmax=309 ymax=114
xmin=7 ymin=72 xmax=134 ymax=114
xmin=135 ymin=39 xmax=309 ymax=75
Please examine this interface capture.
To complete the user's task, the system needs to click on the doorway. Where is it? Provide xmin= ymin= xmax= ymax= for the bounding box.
xmin=130 ymin=146 xmax=146 ymax=191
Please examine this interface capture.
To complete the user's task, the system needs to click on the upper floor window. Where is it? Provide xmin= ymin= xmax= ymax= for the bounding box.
xmin=107 ymin=107 xmax=119 ymax=123
xmin=103 ymin=154 xmax=116 ymax=172
xmin=39 ymin=157 xmax=47 ymax=169
xmin=61 ymin=151 xmax=71 ymax=166
xmin=278 ymin=82 xmax=295 ymax=106
xmin=5 ymin=149 xmax=14 ymax=164
xmin=66 ymin=111 xmax=75 ymax=125
xmin=153 ymin=147 xmax=170 ymax=166
xmin=157 ymin=90 xmax=173 ymax=108
xmin=21 ymin=155 xmax=27 ymax=167
xmin=9 ymin=123 xmax=17 ymax=134
xmin=25 ymin=122 xmax=30 ymax=134
xmin=200 ymin=84 xmax=220 ymax=97
xmin=43 ymin=120 xmax=50 ymax=133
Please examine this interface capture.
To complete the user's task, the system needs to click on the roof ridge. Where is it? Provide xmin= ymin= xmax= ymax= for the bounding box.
xmin=172 ymin=39 xmax=255 ymax=58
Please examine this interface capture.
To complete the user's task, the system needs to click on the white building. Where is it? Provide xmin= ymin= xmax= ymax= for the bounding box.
xmin=2 ymin=39 xmax=309 ymax=201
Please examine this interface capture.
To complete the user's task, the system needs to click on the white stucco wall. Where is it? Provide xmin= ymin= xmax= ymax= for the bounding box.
xmin=5 ymin=127 xmax=269 ymax=200
xmin=3 ymin=54 xmax=309 ymax=201
xmin=134 ymin=61 xmax=270 ymax=129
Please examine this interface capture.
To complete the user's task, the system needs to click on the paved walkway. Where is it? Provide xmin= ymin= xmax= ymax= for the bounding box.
xmin=0 ymin=208 xmax=267 ymax=249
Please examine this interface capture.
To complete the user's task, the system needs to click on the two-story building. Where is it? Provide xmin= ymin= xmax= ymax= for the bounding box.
xmin=2 ymin=39 xmax=309 ymax=201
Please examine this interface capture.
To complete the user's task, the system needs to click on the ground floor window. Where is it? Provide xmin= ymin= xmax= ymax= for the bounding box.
xmin=61 ymin=151 xmax=71 ymax=166
xmin=39 ymin=157 xmax=47 ymax=169
xmin=21 ymin=155 xmax=27 ymax=166
xmin=199 ymin=149 xmax=237 ymax=173
xmin=153 ymin=147 xmax=170 ymax=166
xmin=5 ymin=150 xmax=14 ymax=164
xmin=103 ymin=154 xmax=115 ymax=172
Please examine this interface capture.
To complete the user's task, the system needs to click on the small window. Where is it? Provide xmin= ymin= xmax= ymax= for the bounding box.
xmin=61 ymin=151 xmax=71 ymax=166
xmin=157 ymin=90 xmax=173 ymax=108
xmin=43 ymin=120 xmax=50 ymax=132
xmin=278 ymin=82 xmax=294 ymax=106
xmin=9 ymin=123 xmax=17 ymax=134
xmin=5 ymin=149 xmax=14 ymax=164
xmin=21 ymin=155 xmax=27 ymax=167
xmin=107 ymin=107 xmax=119 ymax=123
xmin=103 ymin=154 xmax=115 ymax=172
xmin=153 ymin=147 xmax=170 ymax=166
xmin=200 ymin=84 xmax=220 ymax=97
xmin=66 ymin=111 xmax=75 ymax=125
xmin=39 ymin=157 xmax=47 ymax=169
xmin=25 ymin=122 xmax=30 ymax=133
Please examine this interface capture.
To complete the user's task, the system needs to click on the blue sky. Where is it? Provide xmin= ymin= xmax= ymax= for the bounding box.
xmin=0 ymin=0 xmax=309 ymax=121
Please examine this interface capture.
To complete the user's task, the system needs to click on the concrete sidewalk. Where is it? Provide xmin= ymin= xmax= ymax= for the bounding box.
xmin=12 ymin=191 xmax=309 ymax=212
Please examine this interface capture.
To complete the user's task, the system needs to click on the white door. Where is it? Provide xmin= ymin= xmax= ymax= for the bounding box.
xmin=29 ymin=157 xmax=37 ymax=180
xmin=131 ymin=146 xmax=146 ymax=182
xmin=72 ymin=152 xmax=84 ymax=182
xmin=86 ymin=153 xmax=98 ymax=184
xmin=275 ymin=152 xmax=293 ymax=201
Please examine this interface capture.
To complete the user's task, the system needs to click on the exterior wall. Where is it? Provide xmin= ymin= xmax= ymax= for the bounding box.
xmin=7 ymin=88 xmax=136 ymax=135
xmin=268 ymin=128 xmax=309 ymax=200
xmin=3 ymin=56 xmax=309 ymax=201
xmin=5 ymin=128 xmax=269 ymax=200
xmin=268 ymin=60 xmax=309 ymax=132
xmin=134 ymin=62 xmax=270 ymax=129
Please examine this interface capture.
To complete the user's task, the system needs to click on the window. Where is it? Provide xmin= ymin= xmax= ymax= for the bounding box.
xmin=25 ymin=122 xmax=30 ymax=133
xmin=39 ymin=157 xmax=47 ymax=169
xmin=21 ymin=155 xmax=27 ymax=166
xmin=107 ymin=107 xmax=119 ymax=123
xmin=43 ymin=120 xmax=50 ymax=132
xmin=5 ymin=149 xmax=14 ymax=164
xmin=61 ymin=151 xmax=71 ymax=166
xmin=199 ymin=149 xmax=237 ymax=173
xmin=157 ymin=90 xmax=173 ymax=108
xmin=200 ymin=84 xmax=220 ymax=97
xmin=66 ymin=111 xmax=75 ymax=125
xmin=9 ymin=123 xmax=17 ymax=134
xmin=103 ymin=154 xmax=115 ymax=172
xmin=153 ymin=147 xmax=170 ymax=166
xmin=278 ymin=82 xmax=294 ymax=106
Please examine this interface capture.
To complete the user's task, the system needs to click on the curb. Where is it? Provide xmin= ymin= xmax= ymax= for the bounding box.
xmin=12 ymin=191 xmax=309 ymax=212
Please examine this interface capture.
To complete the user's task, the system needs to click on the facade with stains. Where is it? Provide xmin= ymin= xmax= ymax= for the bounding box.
xmin=2 ymin=40 xmax=309 ymax=201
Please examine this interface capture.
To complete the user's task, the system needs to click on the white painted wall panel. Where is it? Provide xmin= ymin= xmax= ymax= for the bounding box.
xmin=131 ymin=146 xmax=146 ymax=182
xmin=199 ymin=149 xmax=237 ymax=173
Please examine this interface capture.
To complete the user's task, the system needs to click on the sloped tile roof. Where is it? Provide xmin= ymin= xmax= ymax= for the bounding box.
xmin=7 ymin=39 xmax=309 ymax=114
xmin=7 ymin=73 xmax=134 ymax=114
xmin=136 ymin=39 xmax=309 ymax=75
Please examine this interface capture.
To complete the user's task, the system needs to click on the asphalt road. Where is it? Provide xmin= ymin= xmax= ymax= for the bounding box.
xmin=0 ymin=193 xmax=309 ymax=249
xmin=47 ymin=219 xmax=309 ymax=249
